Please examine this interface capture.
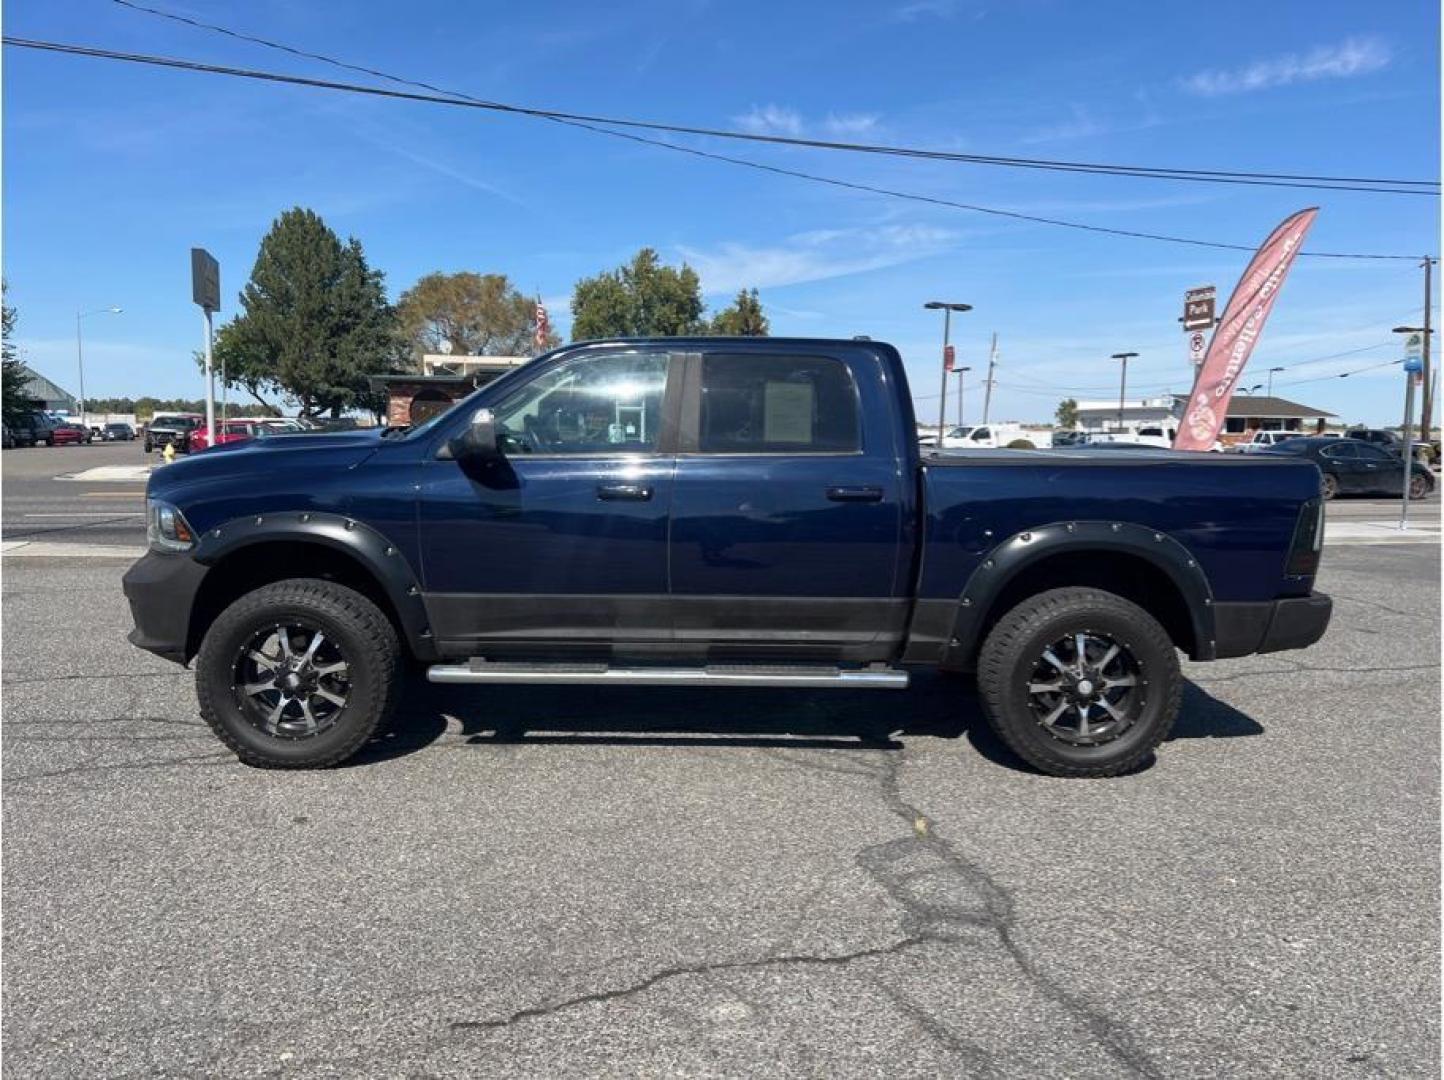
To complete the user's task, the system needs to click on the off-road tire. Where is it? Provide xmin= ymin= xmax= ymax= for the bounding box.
xmin=195 ymin=578 xmax=401 ymax=768
xmin=976 ymin=587 xmax=1182 ymax=778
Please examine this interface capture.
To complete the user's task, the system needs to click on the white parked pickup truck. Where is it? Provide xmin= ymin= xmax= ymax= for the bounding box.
xmin=941 ymin=424 xmax=1053 ymax=449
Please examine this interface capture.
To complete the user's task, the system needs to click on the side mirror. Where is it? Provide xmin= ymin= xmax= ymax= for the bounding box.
xmin=447 ymin=408 xmax=503 ymax=463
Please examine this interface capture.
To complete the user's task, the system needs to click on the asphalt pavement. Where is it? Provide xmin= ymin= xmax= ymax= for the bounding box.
xmin=1 ymin=538 xmax=1438 ymax=1076
xmin=2 ymin=440 xmax=151 ymax=548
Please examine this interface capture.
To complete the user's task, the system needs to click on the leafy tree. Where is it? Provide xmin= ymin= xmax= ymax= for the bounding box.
xmin=1055 ymin=397 xmax=1079 ymax=428
xmin=397 ymin=271 xmax=557 ymax=360
xmin=709 ymin=288 xmax=769 ymax=336
xmin=571 ymin=248 xmax=706 ymax=339
xmin=2 ymin=281 xmax=30 ymax=425
xmin=208 ymin=208 xmax=402 ymax=417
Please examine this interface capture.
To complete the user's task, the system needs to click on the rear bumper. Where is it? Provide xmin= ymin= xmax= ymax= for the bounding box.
xmin=1213 ymin=592 xmax=1332 ymax=659
xmin=121 ymin=551 xmax=209 ymax=665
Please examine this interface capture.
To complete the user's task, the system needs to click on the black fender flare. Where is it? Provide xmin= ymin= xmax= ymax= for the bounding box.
xmin=192 ymin=511 xmax=438 ymax=661
xmin=936 ymin=520 xmax=1216 ymax=668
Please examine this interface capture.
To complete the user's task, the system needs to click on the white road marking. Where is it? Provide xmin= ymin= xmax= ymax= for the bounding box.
xmin=22 ymin=512 xmax=145 ymax=518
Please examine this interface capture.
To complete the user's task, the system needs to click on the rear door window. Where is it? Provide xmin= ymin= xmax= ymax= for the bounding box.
xmin=698 ymin=354 xmax=859 ymax=453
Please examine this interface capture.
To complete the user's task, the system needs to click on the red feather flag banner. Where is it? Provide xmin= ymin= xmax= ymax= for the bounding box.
xmin=1173 ymin=207 xmax=1320 ymax=451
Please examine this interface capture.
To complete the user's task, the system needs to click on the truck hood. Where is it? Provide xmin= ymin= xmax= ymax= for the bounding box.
xmin=147 ymin=429 xmax=385 ymax=500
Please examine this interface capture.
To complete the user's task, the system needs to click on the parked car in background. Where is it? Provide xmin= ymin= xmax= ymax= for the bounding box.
xmin=125 ymin=336 xmax=1332 ymax=778
xmin=89 ymin=426 xmax=105 ymax=442
xmin=1262 ymin=436 xmax=1435 ymax=500
xmin=1345 ymin=427 xmax=1432 ymax=461
xmin=2 ymin=424 xmax=13 ymax=449
xmin=940 ymin=423 xmax=1053 ymax=449
xmin=144 ymin=414 xmax=203 ymax=454
xmin=51 ymin=423 xmax=93 ymax=445
xmin=1238 ymin=431 xmax=1302 ymax=454
xmin=103 ymin=422 xmax=136 ymax=441
xmin=10 ymin=412 xmax=58 ymax=447
xmin=1051 ymin=429 xmax=1086 ymax=447
xmin=190 ymin=419 xmax=263 ymax=452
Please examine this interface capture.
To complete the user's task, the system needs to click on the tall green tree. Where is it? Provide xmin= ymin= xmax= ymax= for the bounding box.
xmin=1055 ymin=397 xmax=1079 ymax=428
xmin=709 ymin=288 xmax=769 ymax=336
xmin=2 ymin=281 xmax=30 ymax=425
xmin=571 ymin=248 xmax=706 ymax=339
xmin=209 ymin=208 xmax=402 ymax=417
xmin=397 ymin=271 xmax=557 ymax=360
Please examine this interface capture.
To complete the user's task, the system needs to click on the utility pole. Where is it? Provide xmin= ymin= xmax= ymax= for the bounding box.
xmin=1111 ymin=351 xmax=1138 ymax=430
xmin=1420 ymin=256 xmax=1435 ymax=445
xmin=954 ymin=365 xmax=972 ymax=426
xmin=924 ymin=301 xmax=971 ymax=443
xmin=982 ymin=332 xmax=997 ymax=424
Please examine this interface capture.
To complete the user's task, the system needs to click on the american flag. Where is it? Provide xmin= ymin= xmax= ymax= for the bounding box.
xmin=534 ymin=297 xmax=550 ymax=351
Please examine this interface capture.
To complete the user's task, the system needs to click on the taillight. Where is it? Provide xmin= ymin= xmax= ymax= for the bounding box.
xmin=1286 ymin=497 xmax=1324 ymax=577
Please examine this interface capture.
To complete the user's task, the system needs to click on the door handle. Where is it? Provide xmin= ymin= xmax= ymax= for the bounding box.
xmin=826 ymin=486 xmax=885 ymax=503
xmin=597 ymin=483 xmax=653 ymax=501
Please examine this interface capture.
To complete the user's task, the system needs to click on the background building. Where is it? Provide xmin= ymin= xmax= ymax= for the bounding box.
xmin=13 ymin=364 xmax=78 ymax=413
xmin=1073 ymin=393 xmax=1335 ymax=443
xmin=372 ymin=354 xmax=532 ymax=427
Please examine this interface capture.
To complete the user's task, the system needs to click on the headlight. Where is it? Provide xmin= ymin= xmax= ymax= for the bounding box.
xmin=146 ymin=499 xmax=196 ymax=552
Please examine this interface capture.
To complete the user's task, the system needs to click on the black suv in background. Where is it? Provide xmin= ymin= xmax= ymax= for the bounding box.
xmin=9 ymin=412 xmax=58 ymax=447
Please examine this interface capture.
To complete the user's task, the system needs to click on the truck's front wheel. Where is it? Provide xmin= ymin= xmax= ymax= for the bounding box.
xmin=195 ymin=579 xmax=401 ymax=768
xmin=976 ymin=587 xmax=1181 ymax=777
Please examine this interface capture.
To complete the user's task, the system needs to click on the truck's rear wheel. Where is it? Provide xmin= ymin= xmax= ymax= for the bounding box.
xmin=976 ymin=587 xmax=1181 ymax=777
xmin=195 ymin=579 xmax=400 ymax=768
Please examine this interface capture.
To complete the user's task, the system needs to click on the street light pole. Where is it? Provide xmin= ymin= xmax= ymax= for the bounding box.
xmin=1267 ymin=367 xmax=1284 ymax=397
xmin=925 ymin=301 xmax=971 ymax=445
xmin=954 ymin=365 xmax=972 ymax=426
xmin=75 ymin=306 xmax=123 ymax=424
xmin=1110 ymin=352 xmax=1137 ymax=430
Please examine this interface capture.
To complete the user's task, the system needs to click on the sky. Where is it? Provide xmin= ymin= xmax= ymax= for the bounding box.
xmin=3 ymin=0 xmax=1440 ymax=426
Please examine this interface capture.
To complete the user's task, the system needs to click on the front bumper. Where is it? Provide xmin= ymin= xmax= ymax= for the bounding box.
xmin=121 ymin=551 xmax=209 ymax=665
xmin=1213 ymin=592 xmax=1332 ymax=659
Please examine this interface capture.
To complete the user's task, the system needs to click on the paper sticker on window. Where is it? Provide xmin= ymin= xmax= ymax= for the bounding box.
xmin=764 ymin=382 xmax=814 ymax=443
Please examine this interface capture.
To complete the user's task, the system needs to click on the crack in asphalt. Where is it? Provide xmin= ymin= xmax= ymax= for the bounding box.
xmin=2 ymin=671 xmax=188 ymax=685
xmin=3 ymin=750 xmax=233 ymax=783
xmin=445 ymin=745 xmax=1160 ymax=1077
xmin=1326 ymin=590 xmax=1437 ymax=622
xmin=449 ymin=935 xmax=943 ymax=1033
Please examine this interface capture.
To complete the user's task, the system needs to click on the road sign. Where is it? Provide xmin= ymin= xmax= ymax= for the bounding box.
xmin=944 ymin=344 xmax=956 ymax=371
xmin=191 ymin=248 xmax=220 ymax=313
xmin=1405 ymin=355 xmax=1423 ymax=374
xmin=1188 ymin=330 xmax=1207 ymax=367
xmin=1183 ymin=285 xmax=1216 ymax=331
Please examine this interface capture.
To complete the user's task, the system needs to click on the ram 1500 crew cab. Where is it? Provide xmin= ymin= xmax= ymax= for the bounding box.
xmin=123 ymin=338 xmax=1331 ymax=776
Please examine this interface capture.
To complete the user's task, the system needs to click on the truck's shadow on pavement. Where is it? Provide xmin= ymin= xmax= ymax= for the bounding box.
xmin=353 ymin=672 xmax=1262 ymax=776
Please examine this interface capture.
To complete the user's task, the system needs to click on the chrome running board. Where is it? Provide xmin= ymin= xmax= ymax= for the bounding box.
xmin=426 ymin=661 xmax=909 ymax=689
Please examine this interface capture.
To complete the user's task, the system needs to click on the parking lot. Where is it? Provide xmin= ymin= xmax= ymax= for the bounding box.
xmin=2 ymin=442 xmax=1440 ymax=1076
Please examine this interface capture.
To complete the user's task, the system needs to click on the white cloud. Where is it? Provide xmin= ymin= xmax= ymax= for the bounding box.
xmin=893 ymin=0 xmax=965 ymax=21
xmin=732 ymin=106 xmax=882 ymax=140
xmin=1017 ymin=104 xmax=1105 ymax=145
xmin=732 ymin=104 xmax=804 ymax=136
xmin=1181 ymin=37 xmax=1390 ymax=96
xmin=678 ymin=224 xmax=962 ymax=295
xmin=823 ymin=112 xmax=881 ymax=136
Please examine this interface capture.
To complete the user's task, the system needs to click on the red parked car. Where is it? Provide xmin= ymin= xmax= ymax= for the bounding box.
xmin=189 ymin=419 xmax=261 ymax=452
xmin=51 ymin=423 xmax=93 ymax=445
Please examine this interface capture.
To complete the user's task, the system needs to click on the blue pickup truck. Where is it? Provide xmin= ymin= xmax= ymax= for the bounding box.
xmin=124 ymin=337 xmax=1330 ymax=777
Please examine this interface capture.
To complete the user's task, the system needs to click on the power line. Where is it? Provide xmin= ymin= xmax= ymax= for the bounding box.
xmin=1275 ymin=358 xmax=1403 ymax=388
xmin=3 ymin=34 xmax=1431 ymax=263
xmin=108 ymin=0 xmax=1440 ymax=197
